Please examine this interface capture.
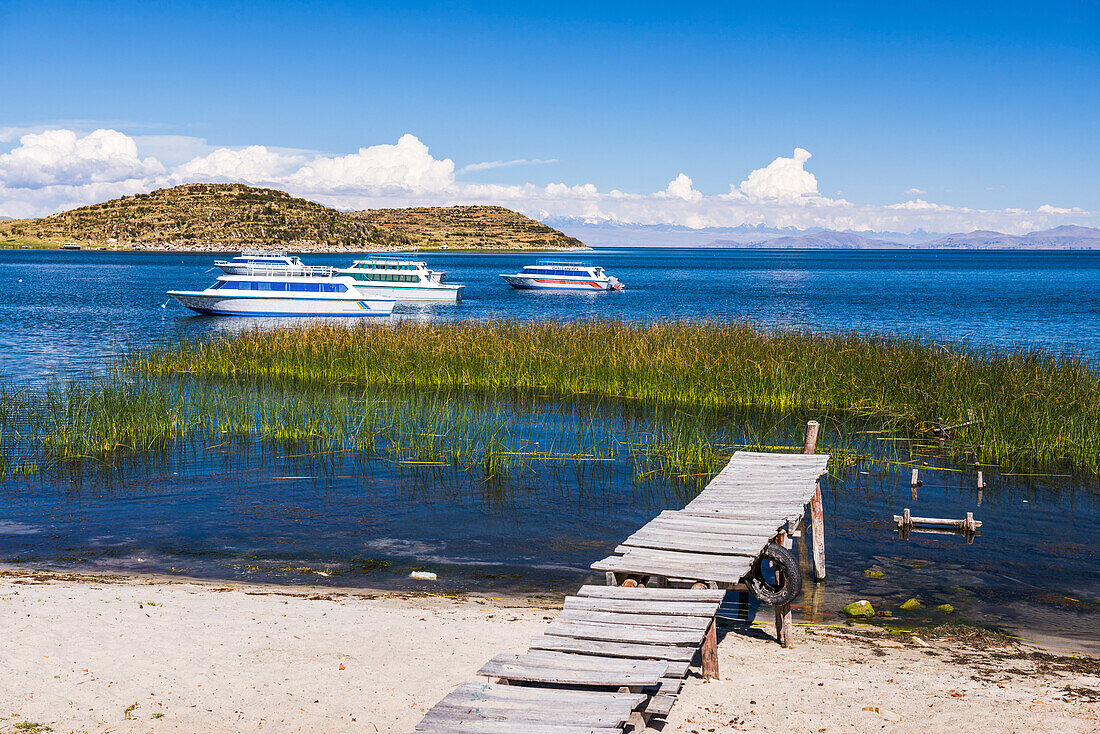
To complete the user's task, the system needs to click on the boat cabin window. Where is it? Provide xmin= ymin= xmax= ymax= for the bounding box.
xmin=521 ymin=267 xmax=591 ymax=277
xmin=352 ymin=273 xmax=419 ymax=283
xmin=219 ymin=281 xmax=348 ymax=293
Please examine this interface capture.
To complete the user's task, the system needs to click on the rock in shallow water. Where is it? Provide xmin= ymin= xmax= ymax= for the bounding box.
xmin=842 ymin=599 xmax=876 ymax=618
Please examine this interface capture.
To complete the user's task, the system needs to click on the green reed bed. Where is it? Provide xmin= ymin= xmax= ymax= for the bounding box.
xmin=127 ymin=320 xmax=1100 ymax=472
xmin=0 ymin=370 xmax=884 ymax=485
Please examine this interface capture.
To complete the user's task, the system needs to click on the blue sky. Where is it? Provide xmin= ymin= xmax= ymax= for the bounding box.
xmin=1 ymin=1 xmax=1097 ymax=230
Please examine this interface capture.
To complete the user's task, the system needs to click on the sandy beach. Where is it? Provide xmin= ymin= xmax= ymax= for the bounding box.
xmin=1 ymin=570 xmax=1096 ymax=734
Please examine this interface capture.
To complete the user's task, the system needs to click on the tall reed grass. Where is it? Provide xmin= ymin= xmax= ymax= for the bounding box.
xmin=0 ymin=372 xmax=886 ymax=484
xmin=128 ymin=320 xmax=1100 ymax=472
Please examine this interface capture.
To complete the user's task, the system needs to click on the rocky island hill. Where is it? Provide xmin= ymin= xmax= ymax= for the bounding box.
xmin=349 ymin=205 xmax=586 ymax=250
xmin=0 ymin=183 xmax=588 ymax=252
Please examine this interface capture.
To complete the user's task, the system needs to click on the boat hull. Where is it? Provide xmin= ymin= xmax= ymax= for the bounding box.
xmin=167 ymin=291 xmax=394 ymax=317
xmin=499 ymin=275 xmax=622 ymax=291
xmin=349 ymin=284 xmax=465 ymax=302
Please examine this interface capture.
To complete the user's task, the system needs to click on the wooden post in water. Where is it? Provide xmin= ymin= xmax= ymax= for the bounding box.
xmin=804 ymin=421 xmax=826 ymax=581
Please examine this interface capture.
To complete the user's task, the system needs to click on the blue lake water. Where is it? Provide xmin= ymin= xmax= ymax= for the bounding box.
xmin=1 ymin=248 xmax=1098 ymax=653
xmin=3 ymin=248 xmax=1100 ymax=379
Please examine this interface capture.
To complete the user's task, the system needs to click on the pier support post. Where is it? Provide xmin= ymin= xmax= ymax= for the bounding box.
xmin=773 ymin=529 xmax=794 ymax=647
xmin=804 ymin=420 xmax=826 ymax=581
xmin=701 ymin=618 xmax=719 ymax=679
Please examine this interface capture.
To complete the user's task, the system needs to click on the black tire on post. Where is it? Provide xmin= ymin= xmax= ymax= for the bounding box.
xmin=746 ymin=542 xmax=803 ymax=606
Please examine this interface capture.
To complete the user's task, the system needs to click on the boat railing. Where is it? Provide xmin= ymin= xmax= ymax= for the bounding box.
xmin=222 ymin=264 xmax=338 ymax=278
xmin=535 ymin=259 xmax=591 ymax=267
xmin=238 ymin=249 xmax=290 ymax=258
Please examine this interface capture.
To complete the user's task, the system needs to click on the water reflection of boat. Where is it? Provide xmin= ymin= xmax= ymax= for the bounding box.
xmin=499 ymin=260 xmax=624 ymax=291
xmin=335 ymin=255 xmax=465 ymax=302
xmin=214 ymin=250 xmax=307 ymax=275
xmin=167 ymin=265 xmax=395 ymax=317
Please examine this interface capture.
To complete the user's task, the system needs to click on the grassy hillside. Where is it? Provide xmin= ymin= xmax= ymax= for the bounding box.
xmin=0 ymin=184 xmax=409 ymax=251
xmin=350 ymin=205 xmax=587 ymax=250
xmin=0 ymin=186 xmax=588 ymax=251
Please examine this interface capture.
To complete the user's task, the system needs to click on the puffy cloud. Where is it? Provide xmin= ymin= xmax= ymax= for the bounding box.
xmin=662 ymin=173 xmax=702 ymax=201
xmin=1037 ymin=204 xmax=1082 ymax=215
xmin=176 ymin=145 xmax=305 ymax=183
xmin=738 ymin=148 xmax=819 ymax=200
xmin=287 ymin=133 xmax=454 ymax=195
xmin=0 ymin=128 xmax=1095 ymax=236
xmin=0 ymin=128 xmax=164 ymax=188
xmin=904 ymin=187 xmax=926 ymax=196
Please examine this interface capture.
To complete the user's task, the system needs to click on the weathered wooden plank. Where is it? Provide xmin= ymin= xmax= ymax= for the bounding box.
xmin=482 ymin=651 xmax=666 ymax=674
xmin=591 ymin=559 xmax=750 ymax=585
xmin=651 ymin=511 xmax=786 ymax=534
xmin=557 ymin=608 xmax=712 ymax=631
xmin=645 ymin=693 xmax=678 ymax=716
xmin=518 ymin=654 xmax=690 ymax=680
xmin=479 ymin=660 xmax=664 ymax=691
xmin=529 ymin=634 xmax=698 ymax=662
xmin=679 ymin=508 xmax=805 ymax=522
xmin=563 ymin=596 xmax=720 ymax=617
xmin=618 ymin=528 xmax=769 ymax=557
xmin=416 ymin=718 xmax=622 ymax=734
xmin=545 ymin=620 xmax=706 ymax=646
xmin=445 ymin=682 xmax=645 ymax=708
xmin=575 ymin=585 xmax=725 ymax=602
xmin=592 ymin=549 xmax=754 ymax=584
xmin=424 ymin=705 xmax=628 ymax=727
xmin=515 ymin=650 xmax=689 ymax=678
xmin=657 ymin=676 xmax=684 ymax=695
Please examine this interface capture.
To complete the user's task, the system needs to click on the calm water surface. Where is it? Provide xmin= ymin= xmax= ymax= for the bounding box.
xmin=3 ymin=248 xmax=1100 ymax=378
xmin=1 ymin=248 xmax=1097 ymax=652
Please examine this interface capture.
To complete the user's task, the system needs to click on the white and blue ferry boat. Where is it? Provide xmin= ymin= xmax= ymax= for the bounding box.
xmin=167 ymin=263 xmax=395 ymax=317
xmin=214 ymin=250 xmax=307 ymax=275
xmin=499 ymin=260 xmax=624 ymax=291
xmin=335 ymin=254 xmax=465 ymax=302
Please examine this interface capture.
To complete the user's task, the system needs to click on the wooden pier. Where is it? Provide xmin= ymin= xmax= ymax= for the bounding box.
xmin=415 ymin=424 xmax=830 ymax=734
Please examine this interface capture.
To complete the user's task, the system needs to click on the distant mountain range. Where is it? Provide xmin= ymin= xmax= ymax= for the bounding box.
xmin=546 ymin=217 xmax=1100 ymax=250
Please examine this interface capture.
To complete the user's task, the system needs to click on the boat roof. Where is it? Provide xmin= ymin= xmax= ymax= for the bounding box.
xmin=237 ymin=249 xmax=291 ymax=257
xmin=532 ymin=259 xmax=593 ymax=267
xmin=354 ymin=255 xmax=427 ymax=265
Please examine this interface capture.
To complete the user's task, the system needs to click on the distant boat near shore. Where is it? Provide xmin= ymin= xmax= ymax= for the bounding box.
xmin=60 ymin=242 xmax=81 ymax=250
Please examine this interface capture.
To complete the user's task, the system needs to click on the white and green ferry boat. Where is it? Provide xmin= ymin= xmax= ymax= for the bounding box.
xmin=335 ymin=255 xmax=465 ymax=302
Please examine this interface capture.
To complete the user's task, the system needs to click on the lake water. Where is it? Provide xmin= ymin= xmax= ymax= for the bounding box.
xmin=1 ymin=248 xmax=1098 ymax=653
xmin=4 ymin=248 xmax=1100 ymax=379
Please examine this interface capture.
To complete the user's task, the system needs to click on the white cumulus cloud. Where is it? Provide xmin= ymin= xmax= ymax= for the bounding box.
xmin=738 ymin=148 xmax=819 ymax=200
xmin=662 ymin=173 xmax=702 ymax=201
xmin=286 ymin=133 xmax=455 ymax=195
xmin=0 ymin=128 xmax=164 ymax=188
xmin=0 ymin=128 xmax=1095 ymax=236
xmin=176 ymin=145 xmax=306 ymax=183
xmin=904 ymin=187 xmax=927 ymax=196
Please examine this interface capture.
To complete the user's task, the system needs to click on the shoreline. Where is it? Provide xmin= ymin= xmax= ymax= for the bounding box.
xmin=2 ymin=570 xmax=1097 ymax=733
xmin=0 ymin=243 xmax=594 ymax=254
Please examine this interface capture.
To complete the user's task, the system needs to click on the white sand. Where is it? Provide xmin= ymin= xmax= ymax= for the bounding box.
xmin=1 ymin=571 xmax=1096 ymax=733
